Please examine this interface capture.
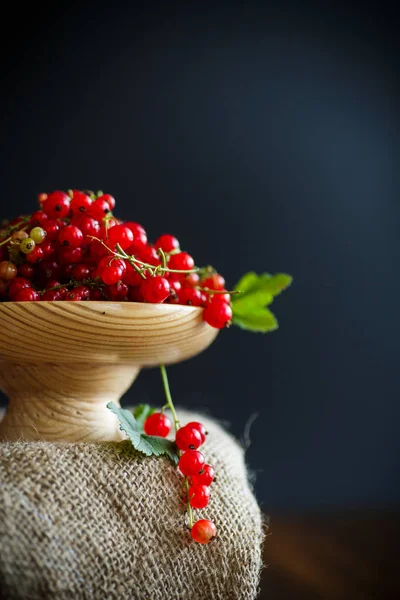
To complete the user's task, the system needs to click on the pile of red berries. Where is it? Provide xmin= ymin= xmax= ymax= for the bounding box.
xmin=144 ymin=412 xmax=217 ymax=544
xmin=0 ymin=190 xmax=232 ymax=329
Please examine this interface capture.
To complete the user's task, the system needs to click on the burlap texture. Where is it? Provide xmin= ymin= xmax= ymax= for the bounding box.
xmin=0 ymin=411 xmax=264 ymax=599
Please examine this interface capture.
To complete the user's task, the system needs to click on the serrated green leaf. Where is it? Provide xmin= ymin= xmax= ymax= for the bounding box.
xmin=107 ymin=402 xmax=179 ymax=464
xmin=133 ymin=404 xmax=156 ymax=431
xmin=232 ymin=307 xmax=278 ymax=333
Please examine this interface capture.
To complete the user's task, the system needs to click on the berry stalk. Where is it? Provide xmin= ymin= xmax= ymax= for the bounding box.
xmin=159 ymin=364 xmax=194 ymax=529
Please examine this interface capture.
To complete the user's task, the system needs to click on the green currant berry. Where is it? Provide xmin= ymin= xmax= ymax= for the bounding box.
xmin=30 ymin=227 xmax=47 ymax=244
xmin=20 ymin=238 xmax=36 ymax=254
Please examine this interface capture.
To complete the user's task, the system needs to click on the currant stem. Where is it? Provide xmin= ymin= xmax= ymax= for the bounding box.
xmin=185 ymin=477 xmax=195 ymax=528
xmin=159 ymin=365 xmax=180 ymax=431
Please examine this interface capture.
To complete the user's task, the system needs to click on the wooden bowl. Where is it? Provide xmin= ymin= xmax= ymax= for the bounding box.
xmin=0 ymin=302 xmax=218 ymax=442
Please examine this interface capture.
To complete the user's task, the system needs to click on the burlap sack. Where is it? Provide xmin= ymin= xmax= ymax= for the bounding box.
xmin=0 ymin=410 xmax=264 ymax=599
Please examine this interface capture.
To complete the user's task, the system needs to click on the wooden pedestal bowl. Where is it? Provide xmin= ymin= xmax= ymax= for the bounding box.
xmin=0 ymin=301 xmax=218 ymax=442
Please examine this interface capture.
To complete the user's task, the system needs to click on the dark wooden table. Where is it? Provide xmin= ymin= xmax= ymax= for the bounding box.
xmin=260 ymin=511 xmax=399 ymax=599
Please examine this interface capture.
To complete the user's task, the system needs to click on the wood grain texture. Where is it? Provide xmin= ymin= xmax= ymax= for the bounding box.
xmin=0 ymin=301 xmax=218 ymax=442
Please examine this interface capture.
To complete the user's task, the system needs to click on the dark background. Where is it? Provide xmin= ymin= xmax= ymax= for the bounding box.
xmin=1 ymin=0 xmax=399 ymax=521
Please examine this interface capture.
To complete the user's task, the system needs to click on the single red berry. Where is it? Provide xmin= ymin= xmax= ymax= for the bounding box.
xmin=73 ymin=285 xmax=90 ymax=300
xmin=186 ymin=421 xmax=207 ymax=445
xmin=87 ymin=197 xmax=111 ymax=220
xmin=144 ymin=412 xmax=171 ymax=437
xmin=106 ymin=224 xmax=134 ymax=250
xmin=103 ymin=281 xmax=129 ymax=300
xmin=38 ymin=192 xmax=48 ymax=204
xmin=203 ymin=298 xmax=232 ymax=329
xmin=98 ymin=216 xmax=118 ymax=239
xmin=154 ymin=234 xmax=180 ymax=253
xmin=8 ymin=277 xmax=31 ymax=299
xmin=136 ymin=245 xmax=161 ymax=267
xmin=191 ymin=520 xmax=217 ymax=544
xmin=207 ymin=292 xmax=231 ymax=305
xmin=43 ymin=220 xmax=60 ymax=241
xmin=201 ymin=273 xmax=225 ymax=290
xmin=14 ymin=287 xmax=40 ymax=301
xmin=30 ymin=210 xmax=49 ymax=226
xmin=71 ymin=263 xmax=90 ymax=281
xmin=41 ymin=289 xmax=62 ymax=301
xmin=90 ymin=288 xmax=105 ymax=300
xmin=175 ymin=425 xmax=203 ymax=451
xmin=57 ymin=246 xmax=83 ymax=265
xmin=70 ymin=192 xmax=92 ymax=215
xmin=140 ymin=276 xmax=170 ymax=303
xmin=100 ymin=259 xmax=126 ymax=285
xmin=168 ymin=252 xmax=195 ymax=280
xmin=188 ymin=484 xmax=210 ymax=509
xmin=43 ymin=191 xmax=70 ymax=218
xmin=122 ymin=262 xmax=143 ymax=286
xmin=178 ymin=450 xmax=205 ymax=476
xmin=90 ymin=239 xmax=109 ymax=261
xmin=18 ymin=263 xmax=34 ymax=279
xmin=181 ymin=272 xmax=200 ymax=288
xmin=26 ymin=246 xmax=44 ymax=264
xmin=178 ymin=287 xmax=202 ymax=306
xmin=58 ymin=225 xmax=84 ymax=248
xmin=40 ymin=240 xmax=57 ymax=259
xmin=97 ymin=193 xmax=115 ymax=210
xmin=45 ymin=279 xmax=63 ymax=290
xmin=76 ymin=215 xmax=100 ymax=238
xmin=190 ymin=464 xmax=215 ymax=487
xmin=125 ymin=222 xmax=147 ymax=251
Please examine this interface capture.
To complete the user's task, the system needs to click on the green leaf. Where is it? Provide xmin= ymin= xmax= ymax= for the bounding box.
xmin=231 ymin=271 xmax=292 ymax=333
xmin=133 ymin=404 xmax=156 ymax=431
xmin=107 ymin=402 xmax=179 ymax=464
xmin=232 ymin=307 xmax=278 ymax=333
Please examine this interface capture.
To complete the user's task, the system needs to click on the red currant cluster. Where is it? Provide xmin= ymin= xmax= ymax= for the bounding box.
xmin=0 ymin=190 xmax=232 ymax=329
xmin=144 ymin=412 xmax=217 ymax=544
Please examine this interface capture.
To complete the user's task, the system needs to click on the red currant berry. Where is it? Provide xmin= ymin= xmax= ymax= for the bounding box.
xmin=203 ymin=298 xmax=232 ymax=329
xmin=125 ymin=222 xmax=147 ymax=251
xmin=136 ymin=245 xmax=161 ymax=267
xmin=8 ymin=277 xmax=31 ymax=299
xmin=181 ymin=272 xmax=200 ymax=288
xmin=100 ymin=259 xmax=126 ymax=285
xmin=14 ymin=288 xmax=40 ymax=301
xmin=58 ymin=225 xmax=84 ymax=248
xmin=18 ymin=263 xmax=34 ymax=279
xmin=103 ymin=281 xmax=129 ymax=300
xmin=70 ymin=192 xmax=92 ymax=215
xmin=71 ymin=263 xmax=90 ymax=281
xmin=87 ymin=197 xmax=111 ymax=220
xmin=90 ymin=239 xmax=109 ymax=261
xmin=122 ymin=262 xmax=143 ymax=286
xmin=140 ymin=276 xmax=170 ymax=303
xmin=43 ymin=191 xmax=70 ymax=218
xmin=175 ymin=425 xmax=203 ymax=451
xmin=73 ymin=285 xmax=90 ymax=300
xmin=188 ymin=484 xmax=210 ymax=509
xmin=43 ymin=220 xmax=60 ymax=241
xmin=106 ymin=224 xmax=134 ymax=250
xmin=201 ymin=273 xmax=225 ymax=290
xmin=186 ymin=422 xmax=207 ymax=445
xmin=41 ymin=289 xmax=62 ymax=301
xmin=143 ymin=412 xmax=172 ymax=437
xmin=90 ymin=288 xmax=105 ymax=300
xmin=26 ymin=246 xmax=44 ymax=264
xmin=58 ymin=246 xmax=83 ymax=265
xmin=190 ymin=464 xmax=215 ymax=487
xmin=30 ymin=210 xmax=49 ymax=227
xmin=76 ymin=216 xmax=100 ymax=238
xmin=154 ymin=234 xmax=180 ymax=253
xmin=191 ymin=520 xmax=217 ymax=544
xmin=178 ymin=287 xmax=202 ymax=306
xmin=168 ymin=252 xmax=195 ymax=280
xmin=178 ymin=450 xmax=205 ymax=476
xmin=97 ymin=193 xmax=115 ymax=210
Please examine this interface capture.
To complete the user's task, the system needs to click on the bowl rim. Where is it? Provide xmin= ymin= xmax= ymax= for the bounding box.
xmin=0 ymin=300 xmax=204 ymax=314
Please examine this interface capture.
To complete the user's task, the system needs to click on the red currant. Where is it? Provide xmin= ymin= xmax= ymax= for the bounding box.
xmin=191 ymin=520 xmax=217 ymax=544
xmin=43 ymin=191 xmax=70 ymax=218
xmin=203 ymin=297 xmax=232 ymax=329
xmin=140 ymin=276 xmax=170 ymax=303
xmin=136 ymin=246 xmax=161 ymax=267
xmin=57 ymin=246 xmax=83 ymax=265
xmin=70 ymin=192 xmax=92 ymax=215
xmin=178 ymin=287 xmax=202 ymax=306
xmin=73 ymin=285 xmax=90 ymax=300
xmin=143 ymin=412 xmax=171 ymax=437
xmin=18 ymin=263 xmax=34 ymax=279
xmin=178 ymin=450 xmax=205 ymax=476
xmin=43 ymin=220 xmax=60 ymax=241
xmin=97 ymin=193 xmax=115 ymax=210
xmin=26 ymin=246 xmax=44 ymax=264
xmin=168 ymin=252 xmax=194 ymax=275
xmin=8 ymin=277 xmax=31 ymax=299
xmin=154 ymin=234 xmax=180 ymax=253
xmin=87 ymin=197 xmax=111 ymax=220
xmin=175 ymin=425 xmax=203 ymax=451
xmin=76 ymin=216 xmax=100 ymax=238
xmin=41 ymin=289 xmax=62 ymax=301
xmin=125 ymin=222 xmax=147 ymax=251
xmin=186 ymin=421 xmax=207 ymax=444
xmin=190 ymin=464 xmax=215 ymax=487
xmin=71 ymin=263 xmax=90 ymax=281
xmin=30 ymin=210 xmax=49 ymax=226
xmin=201 ymin=273 xmax=225 ymax=290
xmin=122 ymin=262 xmax=143 ymax=286
xmin=106 ymin=224 xmax=134 ymax=250
xmin=100 ymin=259 xmax=126 ymax=285
xmin=103 ymin=281 xmax=129 ymax=300
xmin=14 ymin=288 xmax=40 ymax=301
xmin=59 ymin=225 xmax=84 ymax=248
xmin=188 ymin=484 xmax=210 ymax=509
xmin=181 ymin=272 xmax=200 ymax=287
